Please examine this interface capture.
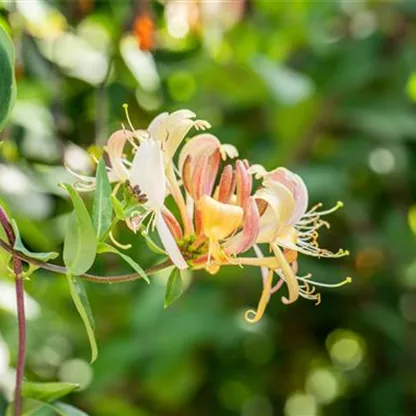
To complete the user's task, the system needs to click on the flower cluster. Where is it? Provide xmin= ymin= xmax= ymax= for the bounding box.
xmin=70 ymin=108 xmax=351 ymax=323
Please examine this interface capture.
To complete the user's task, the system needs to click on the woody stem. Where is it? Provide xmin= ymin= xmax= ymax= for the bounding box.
xmin=0 ymin=207 xmax=24 ymax=416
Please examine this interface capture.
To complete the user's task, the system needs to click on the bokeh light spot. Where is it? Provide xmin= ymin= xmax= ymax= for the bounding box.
xmin=408 ymin=206 xmax=416 ymax=236
xmin=326 ymin=329 xmax=366 ymax=371
xmin=306 ymin=368 xmax=340 ymax=404
xmin=368 ymin=148 xmax=395 ymax=174
xmin=406 ymin=73 xmax=416 ymax=102
xmin=58 ymin=358 xmax=93 ymax=390
xmin=284 ymin=392 xmax=318 ymax=416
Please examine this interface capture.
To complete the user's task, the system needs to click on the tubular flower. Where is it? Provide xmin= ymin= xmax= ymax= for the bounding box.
xmin=244 ymin=166 xmax=351 ymax=322
xmin=67 ymin=108 xmax=350 ymax=323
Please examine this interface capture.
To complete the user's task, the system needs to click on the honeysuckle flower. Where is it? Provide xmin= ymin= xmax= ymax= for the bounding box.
xmin=66 ymin=107 xmax=350 ymax=324
xmin=129 ymin=138 xmax=188 ymax=270
xmin=243 ymin=166 xmax=351 ymax=323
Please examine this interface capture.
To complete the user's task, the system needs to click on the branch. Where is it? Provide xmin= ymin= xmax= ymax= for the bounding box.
xmin=0 ymin=237 xmax=173 ymax=283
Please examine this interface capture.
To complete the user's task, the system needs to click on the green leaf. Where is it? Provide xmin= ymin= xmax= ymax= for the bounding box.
xmin=164 ymin=268 xmax=184 ymax=308
xmin=66 ymin=274 xmax=98 ymax=362
xmin=111 ymin=195 xmax=126 ymax=220
xmin=6 ymin=398 xmax=46 ymax=416
xmin=92 ymin=159 xmax=113 ymax=241
xmin=6 ymin=399 xmax=89 ymax=416
xmin=97 ymin=242 xmax=149 ymax=284
xmin=52 ymin=402 xmax=90 ymax=416
xmin=141 ymin=230 xmax=166 ymax=255
xmin=62 ymin=183 xmax=97 ymax=275
xmin=11 ymin=219 xmax=59 ymax=262
xmin=0 ymin=25 xmax=16 ymax=132
xmin=22 ymin=381 xmax=79 ymax=403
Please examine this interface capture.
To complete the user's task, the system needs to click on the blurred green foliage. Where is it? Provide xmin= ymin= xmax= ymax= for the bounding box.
xmin=0 ymin=0 xmax=415 ymax=415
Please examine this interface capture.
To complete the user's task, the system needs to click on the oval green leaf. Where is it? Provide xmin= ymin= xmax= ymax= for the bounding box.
xmin=62 ymin=183 xmax=97 ymax=275
xmin=0 ymin=25 xmax=16 ymax=132
xmin=66 ymin=273 xmax=98 ymax=362
xmin=164 ymin=267 xmax=184 ymax=308
xmin=92 ymin=159 xmax=113 ymax=241
xmin=11 ymin=219 xmax=59 ymax=262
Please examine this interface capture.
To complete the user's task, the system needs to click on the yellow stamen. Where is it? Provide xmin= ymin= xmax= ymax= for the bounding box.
xmin=298 ymin=275 xmax=352 ymax=288
xmin=244 ymin=269 xmax=274 ymax=323
xmin=122 ymin=103 xmax=136 ymax=133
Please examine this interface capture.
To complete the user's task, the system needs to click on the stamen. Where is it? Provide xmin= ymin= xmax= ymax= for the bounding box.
xmin=297 ymin=276 xmax=352 ymax=288
xmin=244 ymin=269 xmax=274 ymax=323
xmin=109 ymin=231 xmax=132 ymax=250
xmin=303 ymin=201 xmax=344 ymax=217
xmin=121 ymin=123 xmax=139 ymax=148
xmin=122 ymin=104 xmax=136 ymax=133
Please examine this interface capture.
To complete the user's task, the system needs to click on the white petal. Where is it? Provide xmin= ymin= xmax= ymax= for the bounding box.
xmin=130 ymin=140 xmax=166 ymax=211
xmin=148 ymin=112 xmax=168 ymax=139
xmin=155 ymin=214 xmax=188 ymax=270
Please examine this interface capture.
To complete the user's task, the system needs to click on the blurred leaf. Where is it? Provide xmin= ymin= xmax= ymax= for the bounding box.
xmin=97 ymin=242 xmax=149 ymax=284
xmin=11 ymin=219 xmax=58 ymax=262
xmin=164 ymin=268 xmax=184 ymax=308
xmin=62 ymin=184 xmax=97 ymax=275
xmin=341 ymin=99 xmax=416 ymax=141
xmin=0 ymin=24 xmax=16 ymax=132
xmin=92 ymin=159 xmax=112 ymax=241
xmin=6 ymin=398 xmax=46 ymax=416
xmin=22 ymin=381 xmax=79 ymax=403
xmin=252 ymin=56 xmax=314 ymax=106
xmin=66 ymin=274 xmax=98 ymax=363
xmin=6 ymin=398 xmax=88 ymax=416
xmin=52 ymin=402 xmax=89 ymax=416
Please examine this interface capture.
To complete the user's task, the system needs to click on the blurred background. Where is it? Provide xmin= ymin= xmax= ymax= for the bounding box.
xmin=0 ymin=0 xmax=414 ymax=415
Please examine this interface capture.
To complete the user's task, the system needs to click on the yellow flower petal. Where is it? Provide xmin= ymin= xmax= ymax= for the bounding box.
xmin=198 ymin=195 xmax=244 ymax=241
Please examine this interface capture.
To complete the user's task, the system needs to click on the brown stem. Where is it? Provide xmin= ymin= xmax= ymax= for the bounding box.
xmin=0 ymin=237 xmax=172 ymax=283
xmin=0 ymin=207 xmax=24 ymax=416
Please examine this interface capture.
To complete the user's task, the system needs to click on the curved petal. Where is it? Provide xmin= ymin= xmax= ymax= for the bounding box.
xmin=264 ymin=168 xmax=308 ymax=225
xmin=162 ymin=207 xmax=183 ymax=240
xmin=178 ymin=133 xmax=221 ymax=173
xmin=106 ymin=129 xmax=132 ymax=181
xmin=236 ymin=160 xmax=252 ymax=209
xmin=198 ymin=195 xmax=244 ymax=241
xmin=130 ymin=139 xmax=166 ymax=211
xmin=225 ymin=197 xmax=260 ymax=254
xmin=255 ymin=182 xmax=295 ymax=243
xmin=272 ymin=243 xmax=299 ymax=305
xmin=155 ymin=213 xmax=188 ymax=270
xmin=217 ymin=164 xmax=235 ymax=203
